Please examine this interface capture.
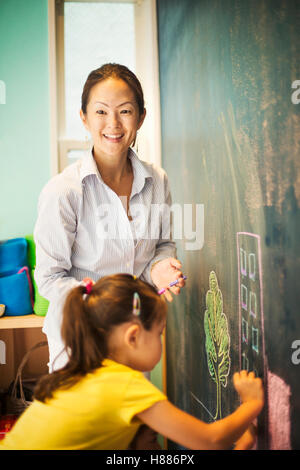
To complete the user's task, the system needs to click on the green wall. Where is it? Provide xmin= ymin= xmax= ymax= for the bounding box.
xmin=0 ymin=0 xmax=50 ymax=239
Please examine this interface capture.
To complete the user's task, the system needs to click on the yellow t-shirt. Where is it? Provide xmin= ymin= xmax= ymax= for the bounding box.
xmin=0 ymin=359 xmax=166 ymax=450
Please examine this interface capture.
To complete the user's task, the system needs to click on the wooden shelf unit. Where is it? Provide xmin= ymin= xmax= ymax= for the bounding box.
xmin=0 ymin=314 xmax=44 ymax=330
xmin=0 ymin=315 xmax=47 ymax=390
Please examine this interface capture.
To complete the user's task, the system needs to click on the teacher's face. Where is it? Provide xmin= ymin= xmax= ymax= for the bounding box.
xmin=80 ymin=78 xmax=145 ymax=161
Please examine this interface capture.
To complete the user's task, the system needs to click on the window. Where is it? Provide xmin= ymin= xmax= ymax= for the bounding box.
xmin=252 ymin=327 xmax=259 ymax=353
xmin=249 ymin=291 xmax=257 ymax=318
xmin=242 ymin=317 xmax=248 ymax=344
xmin=241 ymin=284 xmax=248 ymax=311
xmin=249 ymin=253 xmax=256 ymax=281
xmin=48 ymin=0 xmax=161 ymax=174
xmin=240 ymin=247 xmax=247 ymax=277
xmin=242 ymin=352 xmax=249 ymax=371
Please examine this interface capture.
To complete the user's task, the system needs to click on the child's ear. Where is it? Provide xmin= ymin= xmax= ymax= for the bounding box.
xmin=124 ymin=324 xmax=141 ymax=349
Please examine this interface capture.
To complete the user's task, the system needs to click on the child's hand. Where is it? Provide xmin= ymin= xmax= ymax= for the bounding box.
xmin=233 ymin=370 xmax=264 ymax=405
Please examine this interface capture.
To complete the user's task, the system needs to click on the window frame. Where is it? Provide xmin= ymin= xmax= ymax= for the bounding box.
xmin=48 ymin=0 xmax=162 ymax=175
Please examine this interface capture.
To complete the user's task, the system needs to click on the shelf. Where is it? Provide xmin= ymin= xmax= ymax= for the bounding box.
xmin=0 ymin=314 xmax=44 ymax=330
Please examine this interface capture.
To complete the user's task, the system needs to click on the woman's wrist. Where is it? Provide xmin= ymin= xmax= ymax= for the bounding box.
xmin=150 ymin=259 xmax=164 ymax=273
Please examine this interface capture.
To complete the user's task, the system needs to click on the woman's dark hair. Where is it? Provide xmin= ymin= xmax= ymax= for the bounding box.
xmin=81 ymin=63 xmax=145 ymax=117
xmin=34 ymin=274 xmax=166 ymax=402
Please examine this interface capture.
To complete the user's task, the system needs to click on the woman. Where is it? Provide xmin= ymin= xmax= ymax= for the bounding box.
xmin=34 ymin=63 xmax=185 ymax=372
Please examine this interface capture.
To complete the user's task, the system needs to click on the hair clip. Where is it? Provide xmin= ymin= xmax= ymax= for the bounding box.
xmin=85 ymin=283 xmax=93 ymax=295
xmin=132 ymin=292 xmax=141 ymax=317
xmin=82 ymin=277 xmax=94 ymax=296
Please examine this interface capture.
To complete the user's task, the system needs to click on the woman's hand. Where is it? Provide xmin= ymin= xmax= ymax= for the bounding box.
xmin=150 ymin=257 xmax=186 ymax=302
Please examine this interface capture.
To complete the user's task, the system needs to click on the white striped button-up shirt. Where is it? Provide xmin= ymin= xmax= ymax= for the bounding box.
xmin=34 ymin=148 xmax=176 ymax=343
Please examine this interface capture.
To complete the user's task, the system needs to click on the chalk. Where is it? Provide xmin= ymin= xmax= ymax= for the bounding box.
xmin=158 ymin=276 xmax=187 ymax=295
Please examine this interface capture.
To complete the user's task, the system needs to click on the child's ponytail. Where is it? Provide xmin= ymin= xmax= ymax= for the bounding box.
xmin=34 ymin=284 xmax=107 ymax=402
xmin=61 ymin=284 xmax=107 ymax=372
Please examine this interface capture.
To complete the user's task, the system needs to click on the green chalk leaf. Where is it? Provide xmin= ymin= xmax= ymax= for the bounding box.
xmin=204 ymin=271 xmax=231 ymax=419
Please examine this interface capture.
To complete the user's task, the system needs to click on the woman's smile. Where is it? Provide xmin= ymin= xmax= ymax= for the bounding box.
xmin=103 ymin=133 xmax=125 ymax=143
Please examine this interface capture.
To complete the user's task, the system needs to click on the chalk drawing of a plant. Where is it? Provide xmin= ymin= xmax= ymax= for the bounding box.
xmin=204 ymin=271 xmax=231 ymax=420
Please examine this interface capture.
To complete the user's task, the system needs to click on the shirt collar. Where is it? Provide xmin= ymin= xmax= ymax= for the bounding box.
xmin=128 ymin=147 xmax=152 ymax=197
xmin=79 ymin=147 xmax=152 ymax=196
xmin=79 ymin=147 xmax=102 ymax=183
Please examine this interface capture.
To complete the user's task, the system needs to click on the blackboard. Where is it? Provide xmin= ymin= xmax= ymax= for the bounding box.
xmin=157 ymin=0 xmax=300 ymax=449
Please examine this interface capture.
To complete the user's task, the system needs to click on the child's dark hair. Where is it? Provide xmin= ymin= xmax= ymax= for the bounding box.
xmin=34 ymin=274 xmax=166 ymax=402
xmin=81 ymin=63 xmax=145 ymax=117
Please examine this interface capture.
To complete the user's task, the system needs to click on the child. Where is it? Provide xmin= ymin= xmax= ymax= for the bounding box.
xmin=0 ymin=274 xmax=264 ymax=450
